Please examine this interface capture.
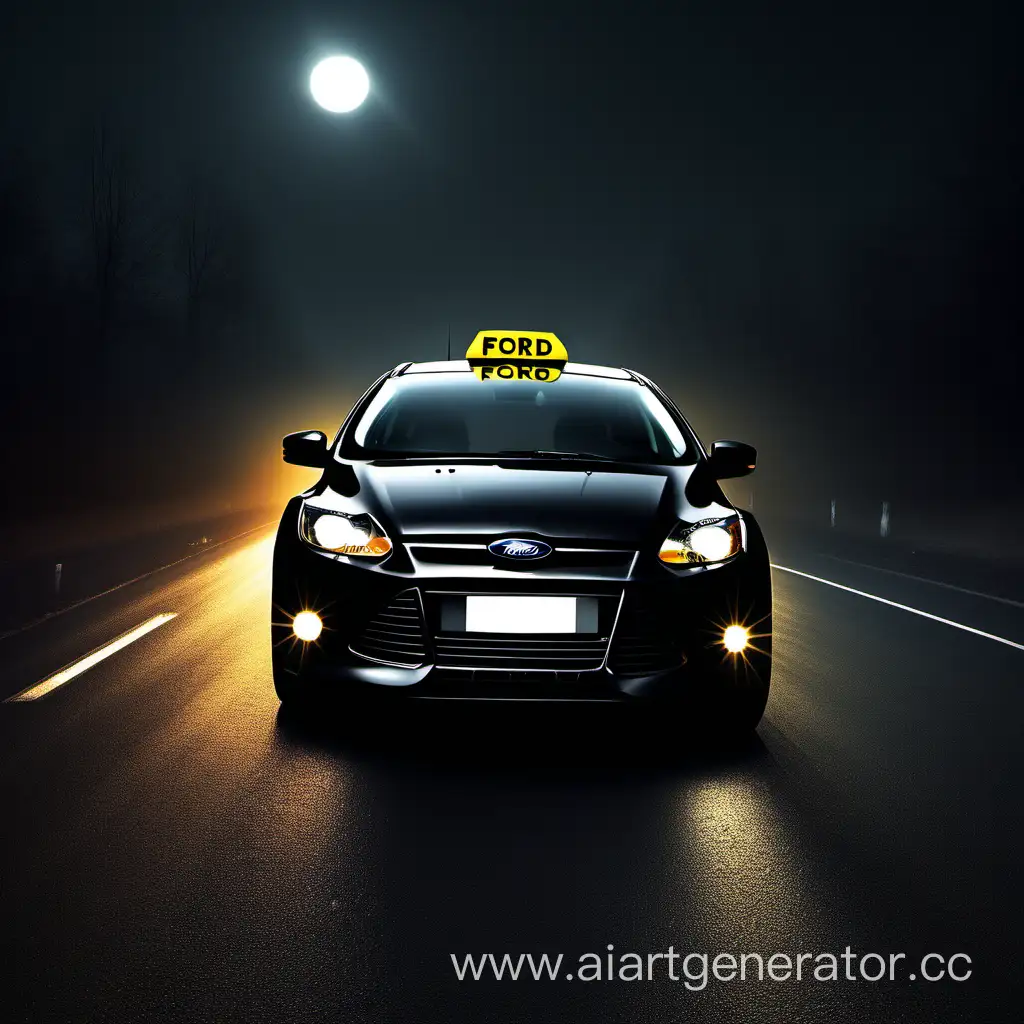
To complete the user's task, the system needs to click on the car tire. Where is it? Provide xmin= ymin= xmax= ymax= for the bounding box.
xmin=722 ymin=679 xmax=771 ymax=733
xmin=705 ymin=627 xmax=772 ymax=734
xmin=715 ymin=511 xmax=773 ymax=734
xmin=273 ymin=658 xmax=305 ymax=705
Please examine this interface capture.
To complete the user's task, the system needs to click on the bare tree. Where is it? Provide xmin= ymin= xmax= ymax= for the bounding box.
xmin=88 ymin=122 xmax=138 ymax=347
xmin=0 ymin=165 xmax=55 ymax=429
xmin=178 ymin=177 xmax=223 ymax=354
xmin=174 ymin=176 xmax=268 ymax=381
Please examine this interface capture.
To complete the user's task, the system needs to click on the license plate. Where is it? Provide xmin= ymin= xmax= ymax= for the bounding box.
xmin=465 ymin=595 xmax=577 ymax=634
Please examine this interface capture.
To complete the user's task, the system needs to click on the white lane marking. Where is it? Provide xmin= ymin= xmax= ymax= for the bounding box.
xmin=823 ymin=554 xmax=1024 ymax=609
xmin=772 ymin=564 xmax=1024 ymax=653
xmin=6 ymin=613 xmax=178 ymax=702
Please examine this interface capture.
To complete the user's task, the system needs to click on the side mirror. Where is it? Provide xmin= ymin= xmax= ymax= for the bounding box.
xmin=709 ymin=439 xmax=756 ymax=479
xmin=282 ymin=430 xmax=328 ymax=468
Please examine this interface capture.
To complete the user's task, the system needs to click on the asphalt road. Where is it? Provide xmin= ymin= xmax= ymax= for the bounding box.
xmin=1 ymin=525 xmax=1020 ymax=1023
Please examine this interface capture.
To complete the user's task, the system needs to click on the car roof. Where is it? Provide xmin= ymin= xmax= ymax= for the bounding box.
xmin=394 ymin=359 xmax=637 ymax=381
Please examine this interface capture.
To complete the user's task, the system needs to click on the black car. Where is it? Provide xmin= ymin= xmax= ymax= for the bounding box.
xmin=271 ymin=359 xmax=772 ymax=730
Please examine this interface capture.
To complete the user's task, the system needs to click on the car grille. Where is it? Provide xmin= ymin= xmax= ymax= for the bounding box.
xmin=352 ymin=589 xmax=678 ymax=677
xmin=407 ymin=544 xmax=636 ymax=579
xmin=607 ymin=596 xmax=685 ymax=677
xmin=349 ymin=590 xmax=428 ymax=667
xmin=432 ymin=634 xmax=609 ymax=671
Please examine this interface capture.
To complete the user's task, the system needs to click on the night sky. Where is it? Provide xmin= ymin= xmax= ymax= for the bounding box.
xmin=1 ymin=1 xmax=1020 ymax=539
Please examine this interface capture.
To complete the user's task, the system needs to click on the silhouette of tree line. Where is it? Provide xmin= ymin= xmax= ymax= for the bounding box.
xmin=0 ymin=121 xmax=276 ymax=518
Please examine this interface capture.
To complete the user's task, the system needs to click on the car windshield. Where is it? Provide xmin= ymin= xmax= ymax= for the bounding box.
xmin=342 ymin=371 xmax=697 ymax=464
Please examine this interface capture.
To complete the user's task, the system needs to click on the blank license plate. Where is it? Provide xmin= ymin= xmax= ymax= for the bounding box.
xmin=465 ymin=596 xmax=578 ymax=634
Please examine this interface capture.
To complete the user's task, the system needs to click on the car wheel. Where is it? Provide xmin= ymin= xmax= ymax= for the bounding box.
xmin=707 ymin=631 xmax=772 ymax=734
xmin=272 ymin=657 xmax=306 ymax=705
xmin=712 ymin=512 xmax=773 ymax=734
xmin=721 ymin=679 xmax=770 ymax=732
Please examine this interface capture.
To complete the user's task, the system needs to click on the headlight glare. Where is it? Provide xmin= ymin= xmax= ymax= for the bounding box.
xmin=300 ymin=506 xmax=392 ymax=557
xmin=686 ymin=524 xmax=735 ymax=561
xmin=659 ymin=516 xmax=742 ymax=565
xmin=313 ymin=514 xmax=369 ymax=550
xmin=722 ymin=624 xmax=750 ymax=653
xmin=292 ymin=611 xmax=323 ymax=642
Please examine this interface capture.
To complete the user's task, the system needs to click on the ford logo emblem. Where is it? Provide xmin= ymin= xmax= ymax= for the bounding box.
xmin=488 ymin=538 xmax=553 ymax=560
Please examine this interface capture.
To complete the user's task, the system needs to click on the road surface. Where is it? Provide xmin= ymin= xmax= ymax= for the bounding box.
xmin=1 ymin=525 xmax=1020 ymax=1022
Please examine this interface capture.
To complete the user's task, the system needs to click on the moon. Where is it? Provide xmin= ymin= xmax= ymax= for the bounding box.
xmin=309 ymin=56 xmax=370 ymax=113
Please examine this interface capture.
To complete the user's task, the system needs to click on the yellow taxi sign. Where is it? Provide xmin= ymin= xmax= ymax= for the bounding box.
xmin=465 ymin=331 xmax=568 ymax=382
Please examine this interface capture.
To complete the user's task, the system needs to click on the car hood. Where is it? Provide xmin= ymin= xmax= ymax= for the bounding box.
xmin=311 ymin=459 xmax=734 ymax=547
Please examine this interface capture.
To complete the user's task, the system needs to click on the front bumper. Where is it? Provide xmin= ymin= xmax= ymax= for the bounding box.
xmin=272 ymin=522 xmax=770 ymax=703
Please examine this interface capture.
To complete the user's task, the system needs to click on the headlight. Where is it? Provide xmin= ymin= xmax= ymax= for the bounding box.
xmin=300 ymin=506 xmax=392 ymax=557
xmin=659 ymin=516 xmax=742 ymax=565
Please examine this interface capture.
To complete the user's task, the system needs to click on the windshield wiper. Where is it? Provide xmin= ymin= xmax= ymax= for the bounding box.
xmin=495 ymin=449 xmax=616 ymax=461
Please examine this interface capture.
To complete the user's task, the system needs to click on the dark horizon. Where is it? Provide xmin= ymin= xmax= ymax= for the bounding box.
xmin=2 ymin=1 xmax=1021 ymax=544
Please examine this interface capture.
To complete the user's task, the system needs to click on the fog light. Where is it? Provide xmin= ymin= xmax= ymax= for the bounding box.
xmin=292 ymin=611 xmax=323 ymax=642
xmin=722 ymin=624 xmax=749 ymax=653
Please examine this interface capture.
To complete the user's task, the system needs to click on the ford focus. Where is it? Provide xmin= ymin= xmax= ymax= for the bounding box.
xmin=271 ymin=348 xmax=772 ymax=731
